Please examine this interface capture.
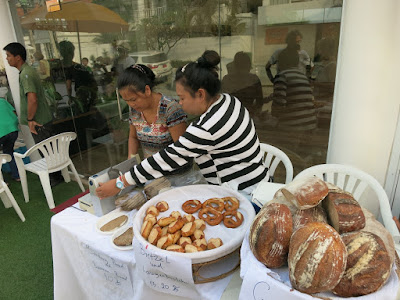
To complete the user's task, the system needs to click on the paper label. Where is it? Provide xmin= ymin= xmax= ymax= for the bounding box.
xmin=79 ymin=241 xmax=133 ymax=296
xmin=133 ymin=238 xmax=199 ymax=299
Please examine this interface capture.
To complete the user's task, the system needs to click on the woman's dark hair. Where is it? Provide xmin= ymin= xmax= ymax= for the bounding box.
xmin=175 ymin=50 xmax=221 ymax=98
xmin=117 ymin=64 xmax=156 ymax=93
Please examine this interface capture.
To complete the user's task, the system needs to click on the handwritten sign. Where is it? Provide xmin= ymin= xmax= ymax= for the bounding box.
xmin=79 ymin=242 xmax=133 ymax=297
xmin=133 ymin=238 xmax=199 ymax=299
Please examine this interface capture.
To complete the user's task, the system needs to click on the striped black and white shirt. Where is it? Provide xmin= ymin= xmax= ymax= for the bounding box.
xmin=124 ymin=93 xmax=268 ymax=191
xmin=271 ymin=68 xmax=317 ymax=131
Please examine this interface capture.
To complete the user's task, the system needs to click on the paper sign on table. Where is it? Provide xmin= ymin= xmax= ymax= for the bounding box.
xmin=79 ymin=241 xmax=133 ymax=297
xmin=133 ymin=237 xmax=200 ymax=299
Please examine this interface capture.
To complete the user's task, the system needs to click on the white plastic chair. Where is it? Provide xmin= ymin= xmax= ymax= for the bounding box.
xmin=14 ymin=132 xmax=85 ymax=209
xmin=295 ymin=164 xmax=400 ymax=244
xmin=260 ymin=143 xmax=294 ymax=184
xmin=0 ymin=154 xmax=25 ymax=221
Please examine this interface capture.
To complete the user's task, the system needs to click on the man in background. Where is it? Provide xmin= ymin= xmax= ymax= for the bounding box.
xmin=3 ymin=42 xmax=63 ymax=186
xmin=265 ymin=30 xmax=313 ymax=83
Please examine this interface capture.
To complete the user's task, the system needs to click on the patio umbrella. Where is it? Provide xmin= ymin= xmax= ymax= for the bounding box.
xmin=20 ymin=1 xmax=129 ymax=33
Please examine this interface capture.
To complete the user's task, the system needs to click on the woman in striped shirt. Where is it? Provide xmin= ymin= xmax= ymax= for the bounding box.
xmin=96 ymin=50 xmax=268 ymax=199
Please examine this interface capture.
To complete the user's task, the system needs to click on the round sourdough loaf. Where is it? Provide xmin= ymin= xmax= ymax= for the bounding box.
xmin=275 ymin=176 xmax=329 ymax=210
xmin=333 ymin=231 xmax=392 ymax=297
xmin=288 ymin=222 xmax=347 ymax=294
xmin=249 ymin=203 xmax=293 ymax=268
xmin=362 ymin=208 xmax=396 ymax=266
xmin=323 ymin=191 xmax=365 ymax=233
xmin=292 ymin=205 xmax=327 ymax=231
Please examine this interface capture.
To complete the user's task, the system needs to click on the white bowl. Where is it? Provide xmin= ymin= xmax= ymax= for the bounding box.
xmin=133 ymin=184 xmax=256 ymax=264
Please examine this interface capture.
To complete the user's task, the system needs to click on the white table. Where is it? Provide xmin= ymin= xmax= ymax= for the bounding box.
xmin=51 ymin=205 xmax=242 ymax=300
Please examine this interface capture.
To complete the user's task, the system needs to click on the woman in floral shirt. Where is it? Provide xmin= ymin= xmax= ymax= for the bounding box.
xmin=118 ymin=64 xmax=188 ymax=159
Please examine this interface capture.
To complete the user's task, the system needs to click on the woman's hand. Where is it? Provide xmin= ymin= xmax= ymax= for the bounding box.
xmin=96 ymin=179 xmax=120 ymax=199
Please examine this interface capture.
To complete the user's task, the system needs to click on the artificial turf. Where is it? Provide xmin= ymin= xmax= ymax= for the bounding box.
xmin=0 ymin=171 xmax=84 ymax=300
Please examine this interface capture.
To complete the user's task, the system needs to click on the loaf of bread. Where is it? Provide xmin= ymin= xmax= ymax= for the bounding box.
xmin=292 ymin=205 xmax=327 ymax=231
xmin=113 ymin=227 xmax=133 ymax=246
xmin=273 ymin=176 xmax=329 ymax=210
xmin=100 ymin=215 xmax=128 ymax=232
xmin=323 ymin=191 xmax=365 ymax=233
xmin=249 ymin=203 xmax=293 ymax=268
xmin=362 ymin=208 xmax=396 ymax=266
xmin=288 ymin=222 xmax=347 ymax=294
xmin=333 ymin=231 xmax=392 ymax=297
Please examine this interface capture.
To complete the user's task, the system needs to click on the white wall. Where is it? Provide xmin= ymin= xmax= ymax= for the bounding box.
xmin=328 ymin=0 xmax=400 ymax=212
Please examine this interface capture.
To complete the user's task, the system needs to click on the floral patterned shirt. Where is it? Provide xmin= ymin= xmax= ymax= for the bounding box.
xmin=129 ymin=94 xmax=187 ymax=158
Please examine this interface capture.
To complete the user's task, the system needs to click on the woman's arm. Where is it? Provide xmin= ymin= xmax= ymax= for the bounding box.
xmin=168 ymin=122 xmax=187 ymax=142
xmin=127 ymin=124 xmax=140 ymax=159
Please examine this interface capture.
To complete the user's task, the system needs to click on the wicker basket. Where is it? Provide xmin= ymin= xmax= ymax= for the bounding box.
xmin=192 ymin=247 xmax=241 ymax=284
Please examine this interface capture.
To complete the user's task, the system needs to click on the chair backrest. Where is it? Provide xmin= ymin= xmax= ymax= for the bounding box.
xmin=259 ymin=143 xmax=293 ymax=184
xmin=295 ymin=163 xmax=400 ymax=243
xmin=0 ymin=154 xmax=11 ymax=183
xmin=23 ymin=132 xmax=77 ymax=170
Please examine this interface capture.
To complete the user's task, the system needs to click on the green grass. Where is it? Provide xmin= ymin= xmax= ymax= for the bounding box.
xmin=0 ymin=171 xmax=84 ymax=300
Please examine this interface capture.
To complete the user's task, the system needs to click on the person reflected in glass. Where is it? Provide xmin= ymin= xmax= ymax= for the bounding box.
xmin=96 ymin=50 xmax=268 ymax=201
xmin=311 ymin=37 xmax=338 ymax=102
xmin=221 ymin=51 xmax=263 ymax=120
xmin=58 ymin=41 xmax=98 ymax=113
xmin=266 ymin=47 xmax=317 ymax=160
xmin=81 ymin=57 xmax=92 ymax=73
xmin=33 ymin=51 xmax=59 ymax=115
xmin=265 ymin=30 xmax=313 ymax=84
xmin=118 ymin=64 xmax=188 ymax=161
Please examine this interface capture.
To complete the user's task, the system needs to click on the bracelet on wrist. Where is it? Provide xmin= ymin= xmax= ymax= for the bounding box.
xmin=28 ymin=119 xmax=34 ymax=122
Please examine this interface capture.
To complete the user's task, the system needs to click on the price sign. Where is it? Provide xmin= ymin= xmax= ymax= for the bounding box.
xmin=133 ymin=238 xmax=199 ymax=299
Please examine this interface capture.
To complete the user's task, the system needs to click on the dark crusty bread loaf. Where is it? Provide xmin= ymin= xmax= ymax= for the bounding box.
xmin=249 ymin=203 xmax=293 ymax=268
xmin=323 ymin=191 xmax=365 ymax=233
xmin=293 ymin=205 xmax=327 ymax=231
xmin=288 ymin=222 xmax=347 ymax=294
xmin=274 ymin=176 xmax=329 ymax=210
xmin=333 ymin=231 xmax=392 ymax=297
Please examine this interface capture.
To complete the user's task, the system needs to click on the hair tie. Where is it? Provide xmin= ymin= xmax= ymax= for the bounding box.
xmin=181 ymin=63 xmax=189 ymax=73
xmin=131 ymin=64 xmax=146 ymax=74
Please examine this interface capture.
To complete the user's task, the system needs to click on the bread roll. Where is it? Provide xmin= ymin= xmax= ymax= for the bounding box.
xmin=323 ymin=191 xmax=365 ymax=233
xmin=333 ymin=231 xmax=392 ymax=297
xmin=293 ymin=205 xmax=327 ymax=231
xmin=288 ymin=222 xmax=347 ymax=294
xmin=249 ymin=203 xmax=293 ymax=268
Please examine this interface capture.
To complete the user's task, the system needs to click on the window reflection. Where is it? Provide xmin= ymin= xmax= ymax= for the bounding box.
xmin=9 ymin=0 xmax=341 ymax=181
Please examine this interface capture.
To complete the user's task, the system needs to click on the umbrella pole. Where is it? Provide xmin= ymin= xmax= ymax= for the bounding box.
xmin=76 ymin=21 xmax=82 ymax=62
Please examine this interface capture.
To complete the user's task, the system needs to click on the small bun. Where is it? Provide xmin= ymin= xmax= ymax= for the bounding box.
xmin=197 ymin=50 xmax=220 ymax=69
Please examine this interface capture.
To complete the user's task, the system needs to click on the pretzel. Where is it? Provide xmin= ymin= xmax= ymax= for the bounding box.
xmin=222 ymin=197 xmax=240 ymax=211
xmin=157 ymin=216 xmax=176 ymax=227
xmin=140 ymin=220 xmax=153 ymax=239
xmin=155 ymin=201 xmax=169 ymax=212
xmin=198 ymin=207 xmax=223 ymax=226
xmin=182 ymin=200 xmax=202 ymax=214
xmin=168 ymin=217 xmax=185 ymax=234
xmin=223 ymin=211 xmax=243 ymax=228
xmin=203 ymin=198 xmax=225 ymax=212
xmin=181 ymin=221 xmax=196 ymax=237
xmin=147 ymin=225 xmax=162 ymax=245
xmin=166 ymin=245 xmax=184 ymax=253
xmin=182 ymin=214 xmax=195 ymax=223
xmin=207 ymin=238 xmax=223 ymax=250
xmin=146 ymin=206 xmax=159 ymax=217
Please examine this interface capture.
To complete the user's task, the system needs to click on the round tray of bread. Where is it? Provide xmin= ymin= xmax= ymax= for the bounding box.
xmin=246 ymin=176 xmax=398 ymax=299
xmin=132 ymin=184 xmax=255 ymax=267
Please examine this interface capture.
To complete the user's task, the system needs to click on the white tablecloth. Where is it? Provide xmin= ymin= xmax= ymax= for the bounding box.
xmin=51 ymin=205 xmax=239 ymax=300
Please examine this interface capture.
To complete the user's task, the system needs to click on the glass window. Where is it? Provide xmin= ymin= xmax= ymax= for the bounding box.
xmin=9 ymin=0 xmax=342 ymax=182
